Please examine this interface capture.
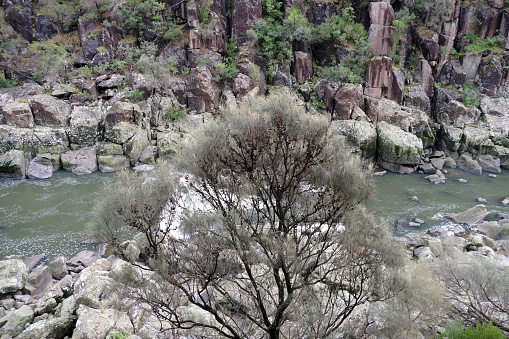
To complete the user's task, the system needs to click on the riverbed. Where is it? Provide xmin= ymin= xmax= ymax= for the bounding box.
xmin=1 ymin=169 xmax=508 ymax=259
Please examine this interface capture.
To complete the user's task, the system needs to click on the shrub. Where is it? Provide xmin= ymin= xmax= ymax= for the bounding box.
xmin=165 ymin=106 xmax=187 ymax=120
xmin=462 ymin=81 xmax=479 ymax=108
xmin=439 ymin=321 xmax=505 ymax=339
xmin=0 ymin=74 xmax=15 ymax=88
xmin=464 ymin=33 xmax=503 ymax=55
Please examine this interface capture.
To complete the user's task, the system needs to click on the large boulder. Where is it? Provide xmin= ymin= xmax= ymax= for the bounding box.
xmin=0 ymin=150 xmax=26 ymax=179
xmin=480 ymin=96 xmax=509 ymax=137
xmin=445 ymin=205 xmax=488 ymax=225
xmin=188 ymin=67 xmax=220 ymax=113
xmin=462 ymin=126 xmax=494 ymax=155
xmin=72 ymin=305 xmax=134 ymax=339
xmin=27 ymin=156 xmax=53 ymax=179
xmin=3 ymin=0 xmax=34 ymax=42
xmin=333 ymin=83 xmax=364 ymax=120
xmin=331 ymin=120 xmax=377 ymax=159
xmin=478 ymin=154 xmax=501 ymax=173
xmin=368 ymin=2 xmax=394 ymax=56
xmin=478 ymin=56 xmax=502 ymax=96
xmin=97 ymin=155 xmax=130 ymax=172
xmin=124 ymin=129 xmax=149 ymax=165
xmin=0 ymin=305 xmax=34 ymax=337
xmin=439 ymin=100 xmax=480 ymax=128
xmin=0 ymin=259 xmax=28 ymax=294
xmin=364 ymin=56 xmax=392 ymax=98
xmin=1 ymin=102 xmax=34 ymax=128
xmin=61 ymin=147 xmax=98 ymax=175
xmin=73 ymin=259 xmax=115 ymax=309
xmin=17 ymin=314 xmax=75 ymax=339
xmin=292 ymin=51 xmax=313 ymax=84
xmin=440 ymin=125 xmax=463 ymax=151
xmin=68 ymin=106 xmax=102 ymax=146
xmin=377 ymin=121 xmax=423 ymax=167
xmin=157 ymin=131 xmax=186 ymax=159
xmin=29 ymin=95 xmax=71 ymax=127
xmin=0 ymin=126 xmax=34 ymax=154
xmin=24 ymin=265 xmax=52 ymax=296
xmin=32 ymin=127 xmax=70 ymax=155
xmin=456 ymin=154 xmax=482 ymax=174
xmin=104 ymin=121 xmax=138 ymax=145
xmin=48 ymin=256 xmax=68 ymax=280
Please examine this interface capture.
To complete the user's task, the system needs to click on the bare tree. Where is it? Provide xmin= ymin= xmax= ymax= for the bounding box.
xmin=96 ymin=92 xmax=403 ymax=338
xmin=435 ymin=254 xmax=509 ymax=334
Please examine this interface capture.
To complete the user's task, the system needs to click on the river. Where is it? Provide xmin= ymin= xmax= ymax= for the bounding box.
xmin=1 ymin=169 xmax=508 ymax=260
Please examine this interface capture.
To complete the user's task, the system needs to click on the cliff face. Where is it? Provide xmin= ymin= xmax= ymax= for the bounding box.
xmin=1 ymin=0 xmax=509 ymax=178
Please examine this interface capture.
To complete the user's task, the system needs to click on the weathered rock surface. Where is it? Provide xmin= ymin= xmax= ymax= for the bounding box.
xmin=30 ymin=95 xmax=71 ymax=127
xmin=331 ymin=120 xmax=377 ymax=159
xmin=445 ymin=204 xmax=488 ymax=225
xmin=97 ymin=155 xmax=130 ymax=172
xmin=61 ymin=147 xmax=98 ymax=175
xmin=1 ymin=102 xmax=34 ymax=128
xmin=27 ymin=155 xmax=53 ymax=179
xmin=68 ymin=106 xmax=101 ymax=146
xmin=73 ymin=305 xmax=134 ymax=339
xmin=377 ymin=121 xmax=423 ymax=167
xmin=0 ymin=259 xmax=28 ymax=294
xmin=0 ymin=150 xmax=26 ymax=179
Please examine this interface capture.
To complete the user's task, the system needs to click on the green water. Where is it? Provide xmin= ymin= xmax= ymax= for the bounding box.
xmin=1 ymin=169 xmax=508 ymax=260
xmin=370 ymin=169 xmax=509 ymax=235
xmin=0 ymin=171 xmax=112 ymax=260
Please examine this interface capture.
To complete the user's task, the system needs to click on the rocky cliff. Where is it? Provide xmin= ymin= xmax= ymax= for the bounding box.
xmin=1 ymin=0 xmax=509 ymax=178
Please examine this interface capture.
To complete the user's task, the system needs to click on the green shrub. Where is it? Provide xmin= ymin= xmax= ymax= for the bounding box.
xmin=462 ymin=81 xmax=479 ymax=108
xmin=439 ymin=321 xmax=505 ymax=339
xmin=0 ymin=75 xmax=14 ymax=88
xmin=213 ymin=37 xmax=239 ymax=85
xmin=464 ymin=33 xmax=503 ymax=55
xmin=198 ymin=5 xmax=209 ymax=25
xmin=166 ymin=106 xmax=187 ymax=120
xmin=125 ymin=89 xmax=144 ymax=102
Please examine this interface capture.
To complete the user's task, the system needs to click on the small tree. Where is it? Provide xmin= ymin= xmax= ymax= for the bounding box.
xmin=96 ymin=93 xmax=403 ymax=338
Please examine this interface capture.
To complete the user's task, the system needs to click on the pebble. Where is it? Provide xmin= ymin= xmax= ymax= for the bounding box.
xmin=477 ymin=197 xmax=487 ymax=203
xmin=458 ymin=179 xmax=467 ymax=183
xmin=453 ymin=225 xmax=466 ymax=236
xmin=410 ymin=196 xmax=419 ymax=201
xmin=408 ymin=222 xmax=421 ymax=227
xmin=501 ymin=198 xmax=509 ymax=206
xmin=488 ymin=174 xmax=497 ymax=178
xmin=414 ymin=218 xmax=425 ymax=224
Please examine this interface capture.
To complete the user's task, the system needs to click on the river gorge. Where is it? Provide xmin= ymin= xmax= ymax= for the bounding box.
xmin=1 ymin=169 xmax=508 ymax=260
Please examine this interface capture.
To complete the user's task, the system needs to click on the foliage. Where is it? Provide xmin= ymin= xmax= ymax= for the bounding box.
xmin=213 ymin=37 xmax=239 ymax=85
xmin=106 ymin=330 xmax=130 ymax=339
xmin=434 ymin=253 xmax=509 ymax=333
xmin=464 ymin=33 xmax=503 ymax=55
xmin=118 ymin=0 xmax=182 ymax=43
xmin=311 ymin=7 xmax=371 ymax=83
xmin=38 ymin=0 xmax=80 ymax=34
xmin=27 ymin=41 xmax=71 ymax=82
xmin=462 ymin=81 xmax=479 ymax=108
xmin=198 ymin=5 xmax=210 ymax=25
xmin=165 ymin=106 xmax=187 ymax=120
xmin=96 ymin=93 xmax=404 ymax=338
xmin=438 ymin=321 xmax=505 ymax=339
xmin=79 ymin=0 xmax=112 ymax=21
xmin=124 ymin=89 xmax=144 ymax=102
xmin=0 ymin=74 xmax=15 ymax=88
xmin=391 ymin=8 xmax=415 ymax=66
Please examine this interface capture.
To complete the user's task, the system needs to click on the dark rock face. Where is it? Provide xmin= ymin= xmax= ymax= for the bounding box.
xmin=231 ymin=0 xmax=262 ymax=42
xmin=4 ymin=0 xmax=34 ymax=42
xmin=414 ymin=26 xmax=439 ymax=61
xmin=292 ymin=51 xmax=313 ymax=84
xmin=333 ymin=84 xmax=364 ymax=120
xmin=78 ymin=18 xmax=103 ymax=60
xmin=34 ymin=16 xmax=57 ymax=40
xmin=365 ymin=56 xmax=392 ymax=98
xmin=478 ymin=56 xmax=503 ymax=96
xmin=306 ymin=2 xmax=338 ymax=26
xmin=368 ymin=1 xmax=394 ymax=56
xmin=187 ymin=67 xmax=219 ymax=113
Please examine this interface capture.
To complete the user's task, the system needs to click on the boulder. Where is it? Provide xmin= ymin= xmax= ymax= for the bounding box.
xmin=96 ymin=142 xmax=124 ymax=156
xmin=292 ymin=51 xmax=313 ymax=84
xmin=441 ymin=125 xmax=463 ymax=151
xmin=188 ymin=67 xmax=220 ymax=113
xmin=462 ymin=126 xmax=494 ymax=155
xmin=105 ymin=101 xmax=137 ymax=126
xmin=32 ymin=127 xmax=70 ymax=155
xmin=0 ymin=305 xmax=34 ymax=337
xmin=233 ymin=74 xmax=254 ymax=97
xmin=387 ymin=67 xmax=405 ymax=104
xmin=439 ymin=100 xmax=480 ymax=128
xmin=97 ymin=155 xmax=130 ymax=172
xmin=1 ymin=102 xmax=34 ymax=128
xmin=478 ymin=154 xmax=501 ymax=173
xmin=414 ymin=59 xmax=434 ymax=97
xmin=480 ymin=96 xmax=509 ymax=136
xmin=73 ymin=305 xmax=134 ymax=339
xmin=17 ymin=315 xmax=75 ymax=339
xmin=456 ymin=154 xmax=482 ymax=174
xmin=30 ymin=95 xmax=71 ymax=127
xmin=462 ymin=54 xmax=482 ymax=80
xmin=487 ymin=225 xmax=509 ymax=240
xmin=69 ymin=106 xmax=101 ymax=146
xmin=0 ymin=150 xmax=26 ymax=179
xmin=0 ymin=259 xmax=28 ymax=294
xmin=48 ymin=256 xmax=68 ymax=280
xmin=61 ymin=147 xmax=98 ymax=175
xmin=68 ymin=250 xmax=100 ymax=268
xmin=104 ymin=121 xmax=138 ymax=145
xmin=157 ymin=131 xmax=185 ymax=159
xmin=124 ymin=129 xmax=149 ymax=165
xmin=97 ymin=74 xmax=125 ymax=89
xmin=445 ymin=204 xmax=488 ymax=225
xmin=78 ymin=18 xmax=102 ymax=60
xmin=73 ymin=259 xmax=114 ymax=309
xmin=331 ymin=120 xmax=377 ymax=159
xmin=138 ymin=146 xmax=156 ymax=164
xmin=24 ymin=265 xmax=52 ymax=295
xmin=51 ymin=83 xmax=76 ymax=98
xmin=415 ymin=26 xmax=440 ymax=61
xmin=414 ymin=246 xmax=434 ymax=260
xmin=368 ymin=1 xmax=394 ymax=56
xmin=333 ymin=83 xmax=364 ymax=120
xmin=405 ymin=85 xmax=431 ymax=115
xmin=27 ymin=156 xmax=53 ymax=179
xmin=377 ymin=121 xmax=423 ymax=167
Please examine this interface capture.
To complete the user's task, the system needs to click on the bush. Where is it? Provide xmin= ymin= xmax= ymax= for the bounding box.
xmin=439 ymin=321 xmax=505 ymax=339
xmin=0 ymin=74 xmax=14 ymax=88
xmin=464 ymin=33 xmax=503 ymax=55
xmin=95 ymin=93 xmax=404 ymax=338
xmin=165 ymin=106 xmax=187 ymax=120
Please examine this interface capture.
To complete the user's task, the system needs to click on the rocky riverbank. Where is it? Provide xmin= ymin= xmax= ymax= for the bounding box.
xmin=0 ymin=203 xmax=508 ymax=338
